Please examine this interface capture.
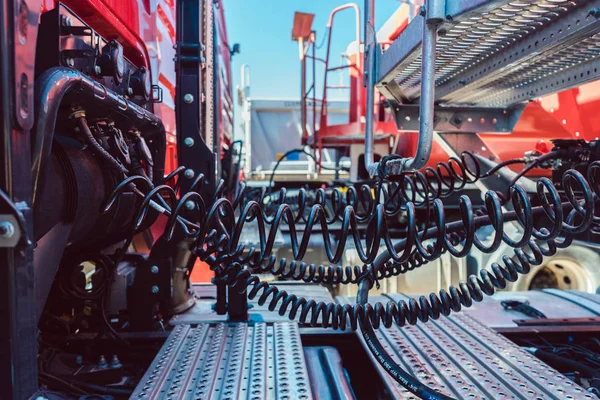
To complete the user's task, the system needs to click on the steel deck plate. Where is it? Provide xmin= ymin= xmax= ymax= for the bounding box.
xmin=451 ymin=290 xmax=600 ymax=328
xmin=337 ymin=294 xmax=597 ymax=399
xmin=129 ymin=322 xmax=313 ymax=400
xmin=378 ymin=0 xmax=600 ymax=107
xmin=170 ymin=283 xmax=333 ymax=325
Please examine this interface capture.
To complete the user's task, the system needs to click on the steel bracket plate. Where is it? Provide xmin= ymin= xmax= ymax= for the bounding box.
xmin=391 ymin=103 xmax=525 ymax=133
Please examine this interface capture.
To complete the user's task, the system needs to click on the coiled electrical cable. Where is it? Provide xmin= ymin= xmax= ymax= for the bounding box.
xmin=262 ymin=150 xmax=482 ymax=222
xmin=393 ymin=151 xmax=480 ymax=205
xmin=104 ymin=153 xmax=599 ymax=398
xmin=111 ymin=148 xmax=539 ymax=242
xmin=105 ymin=157 xmax=598 ymax=288
xmin=225 ymin=230 xmax=568 ymax=326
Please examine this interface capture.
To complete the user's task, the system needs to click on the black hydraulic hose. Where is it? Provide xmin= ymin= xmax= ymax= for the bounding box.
xmin=525 ymin=347 xmax=600 ymax=378
xmin=75 ymin=116 xmax=129 ymax=174
xmin=32 ymin=67 xmax=166 ymax=203
xmin=508 ymin=151 xmax=560 ymax=187
xmin=356 ymin=280 xmax=454 ymax=400
xmin=115 ymin=159 xmax=599 ymax=282
xmin=481 ymin=158 xmax=526 ymax=178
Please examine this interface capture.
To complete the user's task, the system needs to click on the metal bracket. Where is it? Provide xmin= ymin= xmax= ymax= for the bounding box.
xmin=391 ymin=103 xmax=525 ymax=133
xmin=129 ymin=239 xmax=172 ymax=331
xmin=175 ymin=42 xmax=206 ymax=65
xmin=150 ymin=84 xmax=163 ymax=103
xmin=175 ymin=0 xmax=217 ymax=198
xmin=0 ymin=190 xmax=29 ymax=248
xmin=0 ymin=216 xmax=21 ymax=248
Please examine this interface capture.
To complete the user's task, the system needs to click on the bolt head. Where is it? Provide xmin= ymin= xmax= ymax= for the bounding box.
xmin=150 ymin=265 xmax=159 ymax=274
xmin=184 ymin=137 xmax=195 ymax=147
xmin=0 ymin=221 xmax=15 ymax=239
xmin=184 ymin=200 xmax=195 ymax=211
xmin=98 ymin=355 xmax=108 ymax=368
xmin=95 ymin=65 xmax=102 ymax=75
xmin=127 ymin=87 xmax=133 ymax=95
xmin=61 ymin=15 xmax=73 ymax=27
xmin=151 ymin=285 xmax=160 ymax=294
xmin=65 ymin=58 xmax=75 ymax=67
xmin=184 ymin=94 xmax=194 ymax=104
xmin=184 ymin=169 xmax=195 ymax=179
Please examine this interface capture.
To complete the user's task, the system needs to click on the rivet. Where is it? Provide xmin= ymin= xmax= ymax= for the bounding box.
xmin=95 ymin=65 xmax=102 ymax=75
xmin=184 ymin=137 xmax=195 ymax=147
xmin=151 ymin=285 xmax=159 ymax=294
xmin=184 ymin=94 xmax=194 ymax=103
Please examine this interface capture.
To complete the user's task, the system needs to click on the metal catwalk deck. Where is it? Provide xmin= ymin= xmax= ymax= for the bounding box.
xmin=378 ymin=0 xmax=600 ymax=108
xmin=132 ymin=287 xmax=598 ymax=399
xmin=129 ymin=322 xmax=313 ymax=400
xmin=338 ymin=294 xmax=597 ymax=399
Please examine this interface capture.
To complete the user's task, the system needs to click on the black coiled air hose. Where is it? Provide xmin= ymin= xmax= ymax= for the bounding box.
xmin=104 ymin=155 xmax=600 ymax=398
xmin=106 ymin=161 xmax=599 ymax=293
xmin=180 ymin=164 xmax=593 ymax=275
xmin=253 ymin=150 xmax=482 ymax=223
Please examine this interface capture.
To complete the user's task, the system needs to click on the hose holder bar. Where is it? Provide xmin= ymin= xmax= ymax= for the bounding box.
xmin=364 ymin=0 xmax=445 ymax=177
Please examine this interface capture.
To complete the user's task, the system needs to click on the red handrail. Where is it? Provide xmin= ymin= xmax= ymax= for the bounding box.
xmin=321 ymin=4 xmax=362 ymax=132
xmin=298 ymin=3 xmax=363 ymax=168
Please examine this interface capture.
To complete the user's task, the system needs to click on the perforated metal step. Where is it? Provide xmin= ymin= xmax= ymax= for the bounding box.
xmin=337 ymin=294 xmax=596 ymax=399
xmin=129 ymin=322 xmax=312 ymax=400
xmin=170 ymin=283 xmax=333 ymax=325
xmin=378 ymin=0 xmax=600 ymax=108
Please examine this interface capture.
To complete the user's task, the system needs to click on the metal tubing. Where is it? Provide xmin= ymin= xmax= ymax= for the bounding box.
xmin=364 ymin=0 xmax=441 ymax=176
xmin=402 ymin=18 xmax=437 ymax=171
xmin=321 ymin=4 xmax=362 ymax=158
xmin=327 ymin=4 xmax=361 ymax=70
xmin=301 ymin=51 xmax=307 ymax=143
xmin=364 ymin=0 xmax=377 ymax=173
xmin=312 ymin=35 xmax=317 ymax=148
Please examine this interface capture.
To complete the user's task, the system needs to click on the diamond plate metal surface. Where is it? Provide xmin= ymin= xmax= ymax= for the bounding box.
xmin=337 ymin=294 xmax=597 ymax=399
xmin=378 ymin=0 xmax=600 ymax=108
xmin=130 ymin=322 xmax=313 ymax=400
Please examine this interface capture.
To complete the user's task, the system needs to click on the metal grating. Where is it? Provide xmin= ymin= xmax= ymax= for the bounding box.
xmin=337 ymin=294 xmax=597 ymax=399
xmin=129 ymin=322 xmax=313 ymax=400
xmin=378 ymin=0 xmax=600 ymax=108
